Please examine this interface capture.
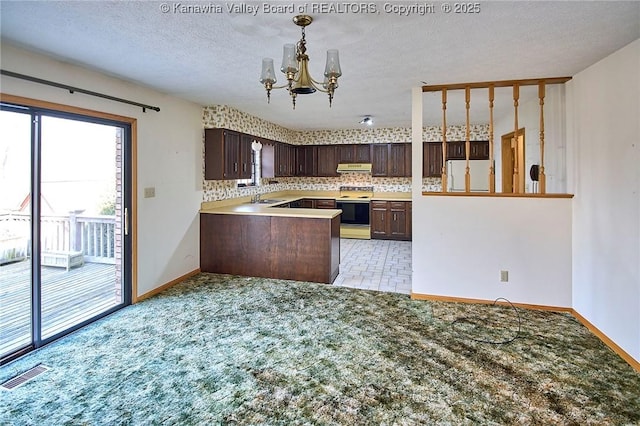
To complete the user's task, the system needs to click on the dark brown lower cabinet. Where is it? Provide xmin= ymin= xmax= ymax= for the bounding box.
xmin=315 ymin=199 xmax=337 ymax=209
xmin=200 ymin=213 xmax=340 ymax=284
xmin=288 ymin=199 xmax=318 ymax=208
xmin=370 ymin=201 xmax=412 ymax=241
xmin=293 ymin=198 xmax=335 ymax=208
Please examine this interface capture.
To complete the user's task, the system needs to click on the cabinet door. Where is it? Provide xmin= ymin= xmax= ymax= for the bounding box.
xmin=294 ymin=145 xmax=304 ymax=176
xmin=283 ymin=143 xmax=292 ymax=177
xmin=239 ymin=134 xmax=253 ymax=179
xmin=447 ymin=141 xmax=465 ymax=160
xmin=315 ymin=199 xmax=336 ymax=209
xmin=223 ymin=130 xmax=240 ymax=179
xmin=300 ymin=199 xmax=315 ymax=208
xmin=389 ymin=202 xmax=407 ymax=238
xmin=470 ymin=141 xmax=490 ymax=160
xmin=424 ymin=143 xmax=443 ymax=178
xmin=204 ymin=128 xmax=224 ymax=180
xmin=303 ymin=145 xmax=317 ymax=176
xmin=296 ymin=145 xmax=315 ymax=176
xmin=275 ymin=142 xmax=290 ymax=177
xmin=370 ymin=201 xmax=388 ymax=237
xmin=371 ymin=144 xmax=389 ymax=176
xmin=288 ymin=144 xmax=297 ymax=176
xmin=306 ymin=146 xmax=317 ymax=176
xmin=317 ymin=145 xmax=338 ymax=177
xmin=274 ymin=142 xmax=283 ymax=176
xmin=388 ymin=144 xmax=405 ymax=177
xmin=355 ymin=144 xmax=371 ymax=162
xmin=338 ymin=144 xmax=355 ymax=163
xmin=403 ymin=143 xmax=412 ymax=177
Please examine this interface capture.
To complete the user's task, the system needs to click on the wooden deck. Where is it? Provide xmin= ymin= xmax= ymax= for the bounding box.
xmin=0 ymin=260 xmax=119 ymax=357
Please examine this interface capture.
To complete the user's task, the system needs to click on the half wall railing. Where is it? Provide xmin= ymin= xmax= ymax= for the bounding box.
xmin=422 ymin=77 xmax=572 ymax=194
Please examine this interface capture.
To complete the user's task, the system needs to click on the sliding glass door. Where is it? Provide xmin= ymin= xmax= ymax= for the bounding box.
xmin=0 ymin=104 xmax=132 ymax=363
xmin=0 ymin=110 xmax=33 ymax=357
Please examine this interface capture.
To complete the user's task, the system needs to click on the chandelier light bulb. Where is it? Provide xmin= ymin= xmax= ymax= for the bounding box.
xmin=260 ymin=58 xmax=276 ymax=84
xmin=324 ymin=50 xmax=342 ymax=78
xmin=280 ymin=44 xmax=298 ymax=74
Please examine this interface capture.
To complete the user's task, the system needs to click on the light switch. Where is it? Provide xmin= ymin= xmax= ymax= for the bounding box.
xmin=144 ymin=187 xmax=156 ymax=198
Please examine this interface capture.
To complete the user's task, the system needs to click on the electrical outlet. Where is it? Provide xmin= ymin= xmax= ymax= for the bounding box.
xmin=144 ymin=187 xmax=156 ymax=198
xmin=500 ymin=270 xmax=509 ymax=283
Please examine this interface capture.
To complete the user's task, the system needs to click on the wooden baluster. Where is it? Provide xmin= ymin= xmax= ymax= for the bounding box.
xmin=513 ymin=83 xmax=520 ymax=193
xmin=489 ymin=85 xmax=495 ymax=193
xmin=441 ymin=88 xmax=448 ymax=192
xmin=539 ymin=81 xmax=546 ymax=194
xmin=465 ymin=86 xmax=471 ymax=192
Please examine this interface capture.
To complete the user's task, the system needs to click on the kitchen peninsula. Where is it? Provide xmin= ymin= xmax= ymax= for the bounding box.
xmin=200 ymin=194 xmax=341 ymax=284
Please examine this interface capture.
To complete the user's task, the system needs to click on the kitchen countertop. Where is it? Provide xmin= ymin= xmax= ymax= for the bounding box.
xmin=371 ymin=192 xmax=412 ymax=201
xmin=199 ymin=190 xmax=412 ymax=219
xmin=200 ymin=192 xmax=339 ymax=219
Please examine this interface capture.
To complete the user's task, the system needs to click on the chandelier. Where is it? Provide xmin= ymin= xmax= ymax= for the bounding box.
xmin=260 ymin=15 xmax=342 ymax=109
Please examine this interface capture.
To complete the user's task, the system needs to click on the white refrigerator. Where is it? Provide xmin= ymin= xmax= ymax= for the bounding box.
xmin=446 ymin=159 xmax=491 ymax=192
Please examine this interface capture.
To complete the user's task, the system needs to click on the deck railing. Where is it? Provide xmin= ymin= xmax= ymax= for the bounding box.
xmin=0 ymin=212 xmax=116 ymax=264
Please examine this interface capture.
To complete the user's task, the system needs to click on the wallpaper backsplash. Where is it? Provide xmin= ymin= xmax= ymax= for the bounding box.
xmin=202 ymin=105 xmax=488 ymax=200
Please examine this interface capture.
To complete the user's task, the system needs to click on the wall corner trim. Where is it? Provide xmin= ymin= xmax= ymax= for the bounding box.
xmin=570 ymin=309 xmax=640 ymax=372
xmin=135 ymin=269 xmax=201 ymax=303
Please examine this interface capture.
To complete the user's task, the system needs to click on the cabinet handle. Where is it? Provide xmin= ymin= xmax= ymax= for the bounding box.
xmin=243 ymin=163 xmax=246 ymax=172
xmin=381 ymin=213 xmax=384 ymax=221
xmin=234 ymin=163 xmax=238 ymax=172
xmin=124 ymin=207 xmax=129 ymax=236
xmin=394 ymin=213 xmax=397 ymax=221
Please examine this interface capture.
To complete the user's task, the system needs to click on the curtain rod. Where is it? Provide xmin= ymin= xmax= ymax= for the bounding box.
xmin=1 ymin=69 xmax=161 ymax=112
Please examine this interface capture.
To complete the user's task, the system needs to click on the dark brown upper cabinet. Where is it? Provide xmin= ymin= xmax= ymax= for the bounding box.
xmin=316 ymin=145 xmax=338 ymax=177
xmin=205 ymin=129 xmax=252 ymax=180
xmin=422 ymin=141 xmax=489 ymax=178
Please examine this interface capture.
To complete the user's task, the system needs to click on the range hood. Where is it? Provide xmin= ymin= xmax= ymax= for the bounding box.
xmin=336 ymin=163 xmax=372 ymax=173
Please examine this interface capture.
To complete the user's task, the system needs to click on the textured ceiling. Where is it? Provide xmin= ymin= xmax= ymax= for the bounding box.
xmin=1 ymin=1 xmax=639 ymax=130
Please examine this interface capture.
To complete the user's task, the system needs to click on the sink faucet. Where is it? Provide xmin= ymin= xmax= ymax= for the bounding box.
xmin=252 ymin=193 xmax=261 ymax=203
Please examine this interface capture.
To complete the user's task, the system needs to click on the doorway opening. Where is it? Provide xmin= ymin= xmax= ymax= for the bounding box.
xmin=501 ymin=128 xmax=525 ymax=193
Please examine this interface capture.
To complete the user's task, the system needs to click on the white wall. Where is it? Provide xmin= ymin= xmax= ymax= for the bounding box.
xmin=1 ymin=43 xmax=204 ymax=298
xmin=567 ymin=39 xmax=640 ymax=362
xmin=412 ymin=88 xmax=572 ymax=309
xmin=411 ymin=196 xmax=572 ymax=307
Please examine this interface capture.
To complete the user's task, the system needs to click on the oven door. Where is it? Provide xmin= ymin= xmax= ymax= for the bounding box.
xmin=336 ymin=201 xmax=370 ymax=225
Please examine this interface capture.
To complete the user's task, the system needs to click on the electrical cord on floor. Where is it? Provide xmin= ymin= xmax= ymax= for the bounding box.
xmin=451 ymin=297 xmax=522 ymax=345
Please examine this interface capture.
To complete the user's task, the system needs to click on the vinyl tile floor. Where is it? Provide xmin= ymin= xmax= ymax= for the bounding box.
xmin=333 ymin=238 xmax=412 ymax=294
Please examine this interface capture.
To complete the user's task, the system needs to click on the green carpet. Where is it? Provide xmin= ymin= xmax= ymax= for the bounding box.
xmin=1 ymin=273 xmax=639 ymax=425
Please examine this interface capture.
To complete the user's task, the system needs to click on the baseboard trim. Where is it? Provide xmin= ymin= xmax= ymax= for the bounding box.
xmin=570 ymin=309 xmax=640 ymax=372
xmin=410 ymin=292 xmax=572 ymax=312
xmin=135 ymin=268 xmax=201 ymax=302
xmin=410 ymin=292 xmax=639 ymax=372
